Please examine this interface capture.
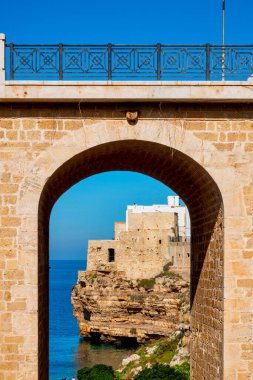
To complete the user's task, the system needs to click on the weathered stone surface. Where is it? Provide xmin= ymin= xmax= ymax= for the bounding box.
xmin=87 ymin=198 xmax=190 ymax=281
xmin=72 ymin=270 xmax=189 ymax=343
xmin=0 ymin=100 xmax=252 ymax=379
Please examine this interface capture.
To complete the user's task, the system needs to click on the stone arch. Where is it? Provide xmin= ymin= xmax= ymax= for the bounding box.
xmin=38 ymin=139 xmax=224 ymax=380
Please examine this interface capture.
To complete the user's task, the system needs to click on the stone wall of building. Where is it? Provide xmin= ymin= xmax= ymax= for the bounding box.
xmin=0 ymin=101 xmax=252 ymax=380
xmin=115 ymin=222 xmax=126 ymax=239
xmin=88 ymin=230 xmax=170 ymax=279
xmin=166 ymin=242 xmax=191 ymax=281
xmin=87 ymin=205 xmax=182 ymax=279
xmin=127 ymin=208 xmax=177 ymax=233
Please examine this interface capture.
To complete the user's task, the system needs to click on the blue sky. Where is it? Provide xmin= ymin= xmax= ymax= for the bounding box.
xmin=3 ymin=0 xmax=252 ymax=259
xmin=50 ymin=172 xmax=175 ymax=260
xmin=1 ymin=0 xmax=253 ymax=45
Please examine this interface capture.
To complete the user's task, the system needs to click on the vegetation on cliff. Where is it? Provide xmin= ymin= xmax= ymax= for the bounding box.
xmin=77 ymin=364 xmax=114 ymax=380
xmin=136 ymin=263 xmax=183 ymax=291
xmin=133 ymin=362 xmax=190 ymax=380
xmin=74 ymin=265 xmax=190 ymax=379
xmin=77 ymin=362 xmax=190 ymax=380
xmin=77 ymin=332 xmax=190 ymax=380
xmin=115 ymin=331 xmax=190 ymax=379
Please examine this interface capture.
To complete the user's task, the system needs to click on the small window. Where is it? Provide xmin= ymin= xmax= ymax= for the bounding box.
xmin=108 ymin=248 xmax=115 ymax=262
xmin=97 ymin=247 xmax=101 ymax=252
xmin=159 ymin=239 xmax=162 ymax=244
xmin=187 ymin=253 xmax=190 ymax=257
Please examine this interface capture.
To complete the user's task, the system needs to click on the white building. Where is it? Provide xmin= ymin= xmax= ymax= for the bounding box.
xmin=127 ymin=195 xmax=191 ymax=241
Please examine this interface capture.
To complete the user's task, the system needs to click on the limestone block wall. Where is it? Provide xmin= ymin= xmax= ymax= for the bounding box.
xmin=127 ymin=209 xmax=176 ymax=234
xmin=87 ymin=240 xmax=120 ymax=272
xmin=0 ymin=102 xmax=252 ymax=380
xmin=114 ymin=222 xmax=126 ymax=239
xmin=87 ymin=209 xmax=177 ymax=279
xmin=166 ymin=242 xmax=191 ymax=281
xmin=87 ymin=230 xmax=169 ymax=279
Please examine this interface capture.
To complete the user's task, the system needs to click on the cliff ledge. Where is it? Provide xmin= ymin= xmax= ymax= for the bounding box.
xmin=71 ymin=267 xmax=190 ymax=344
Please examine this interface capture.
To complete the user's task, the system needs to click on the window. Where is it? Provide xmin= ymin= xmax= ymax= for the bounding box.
xmin=108 ymin=248 xmax=115 ymax=262
xmin=159 ymin=239 xmax=162 ymax=244
xmin=97 ymin=247 xmax=101 ymax=252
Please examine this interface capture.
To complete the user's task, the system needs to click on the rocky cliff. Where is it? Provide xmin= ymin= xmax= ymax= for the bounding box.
xmin=71 ymin=268 xmax=190 ymax=344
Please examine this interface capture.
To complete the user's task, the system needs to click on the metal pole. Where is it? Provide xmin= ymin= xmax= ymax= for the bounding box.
xmin=10 ymin=43 xmax=14 ymax=80
xmin=222 ymin=0 xmax=225 ymax=80
xmin=157 ymin=43 xmax=161 ymax=80
xmin=205 ymin=43 xmax=211 ymax=80
xmin=59 ymin=43 xmax=63 ymax=80
xmin=108 ymin=43 xmax=112 ymax=80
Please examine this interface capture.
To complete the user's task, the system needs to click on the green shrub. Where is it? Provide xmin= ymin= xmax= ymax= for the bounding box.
xmin=155 ymin=269 xmax=182 ymax=280
xmin=77 ymin=364 xmax=114 ymax=380
xmin=87 ymin=274 xmax=96 ymax=282
xmin=77 ymin=367 xmax=91 ymax=380
xmin=137 ymin=278 xmax=155 ymax=290
xmin=133 ymin=362 xmax=190 ymax=380
xmin=174 ymin=362 xmax=190 ymax=378
xmin=152 ymin=334 xmax=182 ymax=365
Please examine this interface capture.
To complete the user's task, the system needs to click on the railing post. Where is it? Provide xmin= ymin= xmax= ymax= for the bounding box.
xmin=157 ymin=43 xmax=161 ymax=80
xmin=59 ymin=43 xmax=63 ymax=80
xmin=0 ymin=34 xmax=6 ymax=82
xmin=9 ymin=43 xmax=14 ymax=81
xmin=205 ymin=43 xmax=211 ymax=81
xmin=108 ymin=43 xmax=112 ymax=81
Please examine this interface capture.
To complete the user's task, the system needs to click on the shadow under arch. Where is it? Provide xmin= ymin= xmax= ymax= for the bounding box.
xmin=38 ymin=139 xmax=224 ymax=380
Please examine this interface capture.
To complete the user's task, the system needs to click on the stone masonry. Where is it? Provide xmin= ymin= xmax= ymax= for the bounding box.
xmin=71 ymin=269 xmax=190 ymax=344
xmin=87 ymin=196 xmax=190 ymax=280
xmin=0 ymin=75 xmax=253 ymax=379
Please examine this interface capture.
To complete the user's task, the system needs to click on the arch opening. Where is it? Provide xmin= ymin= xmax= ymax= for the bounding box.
xmin=39 ymin=140 xmax=224 ymax=380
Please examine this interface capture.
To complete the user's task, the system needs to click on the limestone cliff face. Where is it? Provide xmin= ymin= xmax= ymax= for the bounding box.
xmin=71 ymin=269 xmax=190 ymax=344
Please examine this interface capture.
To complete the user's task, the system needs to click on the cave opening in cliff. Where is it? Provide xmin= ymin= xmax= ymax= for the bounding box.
xmin=39 ymin=140 xmax=224 ymax=380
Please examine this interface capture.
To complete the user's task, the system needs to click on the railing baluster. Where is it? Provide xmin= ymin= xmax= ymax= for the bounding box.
xmin=205 ymin=43 xmax=211 ymax=81
xmin=108 ymin=43 xmax=112 ymax=81
xmin=157 ymin=43 xmax=161 ymax=80
xmin=59 ymin=43 xmax=63 ymax=80
xmin=4 ymin=43 xmax=253 ymax=81
xmin=10 ymin=43 xmax=14 ymax=80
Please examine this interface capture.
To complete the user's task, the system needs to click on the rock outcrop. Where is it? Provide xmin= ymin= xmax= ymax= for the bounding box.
xmin=71 ymin=269 xmax=190 ymax=344
xmin=116 ymin=331 xmax=190 ymax=379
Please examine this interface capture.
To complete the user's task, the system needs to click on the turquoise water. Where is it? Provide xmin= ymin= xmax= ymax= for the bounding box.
xmin=49 ymin=260 xmax=132 ymax=380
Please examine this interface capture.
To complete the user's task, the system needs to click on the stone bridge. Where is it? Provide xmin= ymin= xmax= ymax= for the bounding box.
xmin=0 ymin=35 xmax=253 ymax=380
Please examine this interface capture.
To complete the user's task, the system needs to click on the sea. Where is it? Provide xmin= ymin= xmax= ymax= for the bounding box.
xmin=49 ymin=260 xmax=132 ymax=380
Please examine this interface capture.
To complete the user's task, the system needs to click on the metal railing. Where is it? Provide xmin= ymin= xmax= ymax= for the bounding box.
xmin=4 ymin=43 xmax=253 ymax=81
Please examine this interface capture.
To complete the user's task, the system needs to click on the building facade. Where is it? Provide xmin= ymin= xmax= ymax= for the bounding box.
xmin=86 ymin=196 xmax=190 ymax=279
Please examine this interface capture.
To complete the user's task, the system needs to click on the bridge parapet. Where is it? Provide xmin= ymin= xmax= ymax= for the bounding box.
xmin=1 ymin=34 xmax=253 ymax=82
